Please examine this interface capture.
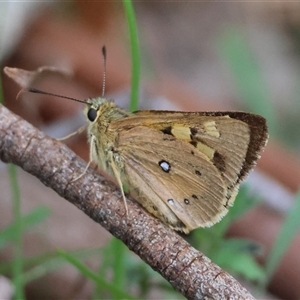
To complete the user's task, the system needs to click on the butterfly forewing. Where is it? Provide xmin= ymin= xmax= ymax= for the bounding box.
xmin=117 ymin=126 xmax=228 ymax=232
xmin=110 ymin=110 xmax=267 ymax=232
xmin=112 ymin=111 xmax=267 ymax=202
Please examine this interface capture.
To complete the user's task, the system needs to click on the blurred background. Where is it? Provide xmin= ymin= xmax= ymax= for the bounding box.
xmin=1 ymin=1 xmax=300 ymax=299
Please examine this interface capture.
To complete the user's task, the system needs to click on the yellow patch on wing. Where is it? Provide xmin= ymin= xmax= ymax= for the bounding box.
xmin=195 ymin=142 xmax=215 ymax=159
xmin=201 ymin=121 xmax=220 ymax=138
xmin=171 ymin=126 xmax=191 ymax=141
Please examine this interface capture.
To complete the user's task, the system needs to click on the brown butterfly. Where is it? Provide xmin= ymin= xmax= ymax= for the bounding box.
xmin=5 ymin=47 xmax=268 ymax=233
xmin=82 ymin=98 xmax=268 ymax=233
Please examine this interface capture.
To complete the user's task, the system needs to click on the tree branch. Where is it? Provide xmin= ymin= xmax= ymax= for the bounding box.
xmin=0 ymin=104 xmax=255 ymax=300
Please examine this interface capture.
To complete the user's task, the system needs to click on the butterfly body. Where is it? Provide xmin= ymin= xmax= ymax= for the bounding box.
xmin=85 ymin=98 xmax=128 ymax=175
xmin=84 ymin=97 xmax=268 ymax=233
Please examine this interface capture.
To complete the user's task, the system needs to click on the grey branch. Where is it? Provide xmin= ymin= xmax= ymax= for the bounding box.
xmin=0 ymin=104 xmax=255 ymax=300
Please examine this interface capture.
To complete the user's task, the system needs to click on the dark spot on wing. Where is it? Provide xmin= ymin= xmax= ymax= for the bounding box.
xmin=152 ymin=205 xmax=158 ymax=211
xmin=161 ymin=126 xmax=173 ymax=135
xmin=190 ymin=127 xmax=198 ymax=135
xmin=190 ymin=141 xmax=197 ymax=148
xmin=213 ymin=151 xmax=226 ymax=173
xmin=195 ymin=170 xmax=202 ymax=176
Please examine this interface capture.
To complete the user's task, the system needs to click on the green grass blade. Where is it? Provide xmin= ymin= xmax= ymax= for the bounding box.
xmin=93 ymin=238 xmax=128 ymax=300
xmin=22 ymin=255 xmax=66 ymax=285
xmin=58 ymin=249 xmax=135 ymax=300
xmin=21 ymin=248 xmax=103 ymax=285
xmin=111 ymin=238 xmax=126 ymax=294
xmin=263 ymin=189 xmax=300 ymax=287
xmin=94 ymin=244 xmax=113 ymax=298
xmin=0 ymin=206 xmax=51 ymax=249
xmin=0 ymin=62 xmax=24 ymax=296
xmin=8 ymin=164 xmax=25 ymax=300
xmin=123 ymin=0 xmax=140 ymax=112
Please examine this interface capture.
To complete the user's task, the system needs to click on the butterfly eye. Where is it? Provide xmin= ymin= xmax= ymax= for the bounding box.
xmin=87 ymin=108 xmax=98 ymax=122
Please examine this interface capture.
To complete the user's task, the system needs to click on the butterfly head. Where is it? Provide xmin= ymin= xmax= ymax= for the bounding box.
xmin=85 ymin=97 xmax=107 ymax=123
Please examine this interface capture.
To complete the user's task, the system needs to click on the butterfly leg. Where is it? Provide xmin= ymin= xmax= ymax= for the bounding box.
xmin=57 ymin=125 xmax=87 ymax=141
xmin=108 ymin=150 xmax=129 ymax=216
xmin=71 ymin=132 xmax=94 ymax=182
xmin=71 ymin=160 xmax=92 ymax=182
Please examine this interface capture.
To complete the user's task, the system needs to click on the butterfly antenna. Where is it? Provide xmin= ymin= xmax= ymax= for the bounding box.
xmin=101 ymin=45 xmax=106 ymax=98
xmin=19 ymin=87 xmax=86 ymax=104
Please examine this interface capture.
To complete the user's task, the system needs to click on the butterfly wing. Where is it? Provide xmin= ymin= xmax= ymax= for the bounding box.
xmin=117 ymin=126 xmax=228 ymax=233
xmin=113 ymin=111 xmax=268 ymax=207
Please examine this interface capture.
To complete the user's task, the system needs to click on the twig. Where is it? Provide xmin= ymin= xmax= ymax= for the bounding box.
xmin=0 ymin=104 xmax=256 ymax=300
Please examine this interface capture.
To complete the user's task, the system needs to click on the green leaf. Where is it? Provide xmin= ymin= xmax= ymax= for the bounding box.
xmin=213 ymin=238 xmax=265 ymax=282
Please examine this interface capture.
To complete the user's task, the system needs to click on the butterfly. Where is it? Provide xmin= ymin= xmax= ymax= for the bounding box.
xmin=81 ymin=98 xmax=268 ymax=233
xmin=5 ymin=47 xmax=268 ymax=233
